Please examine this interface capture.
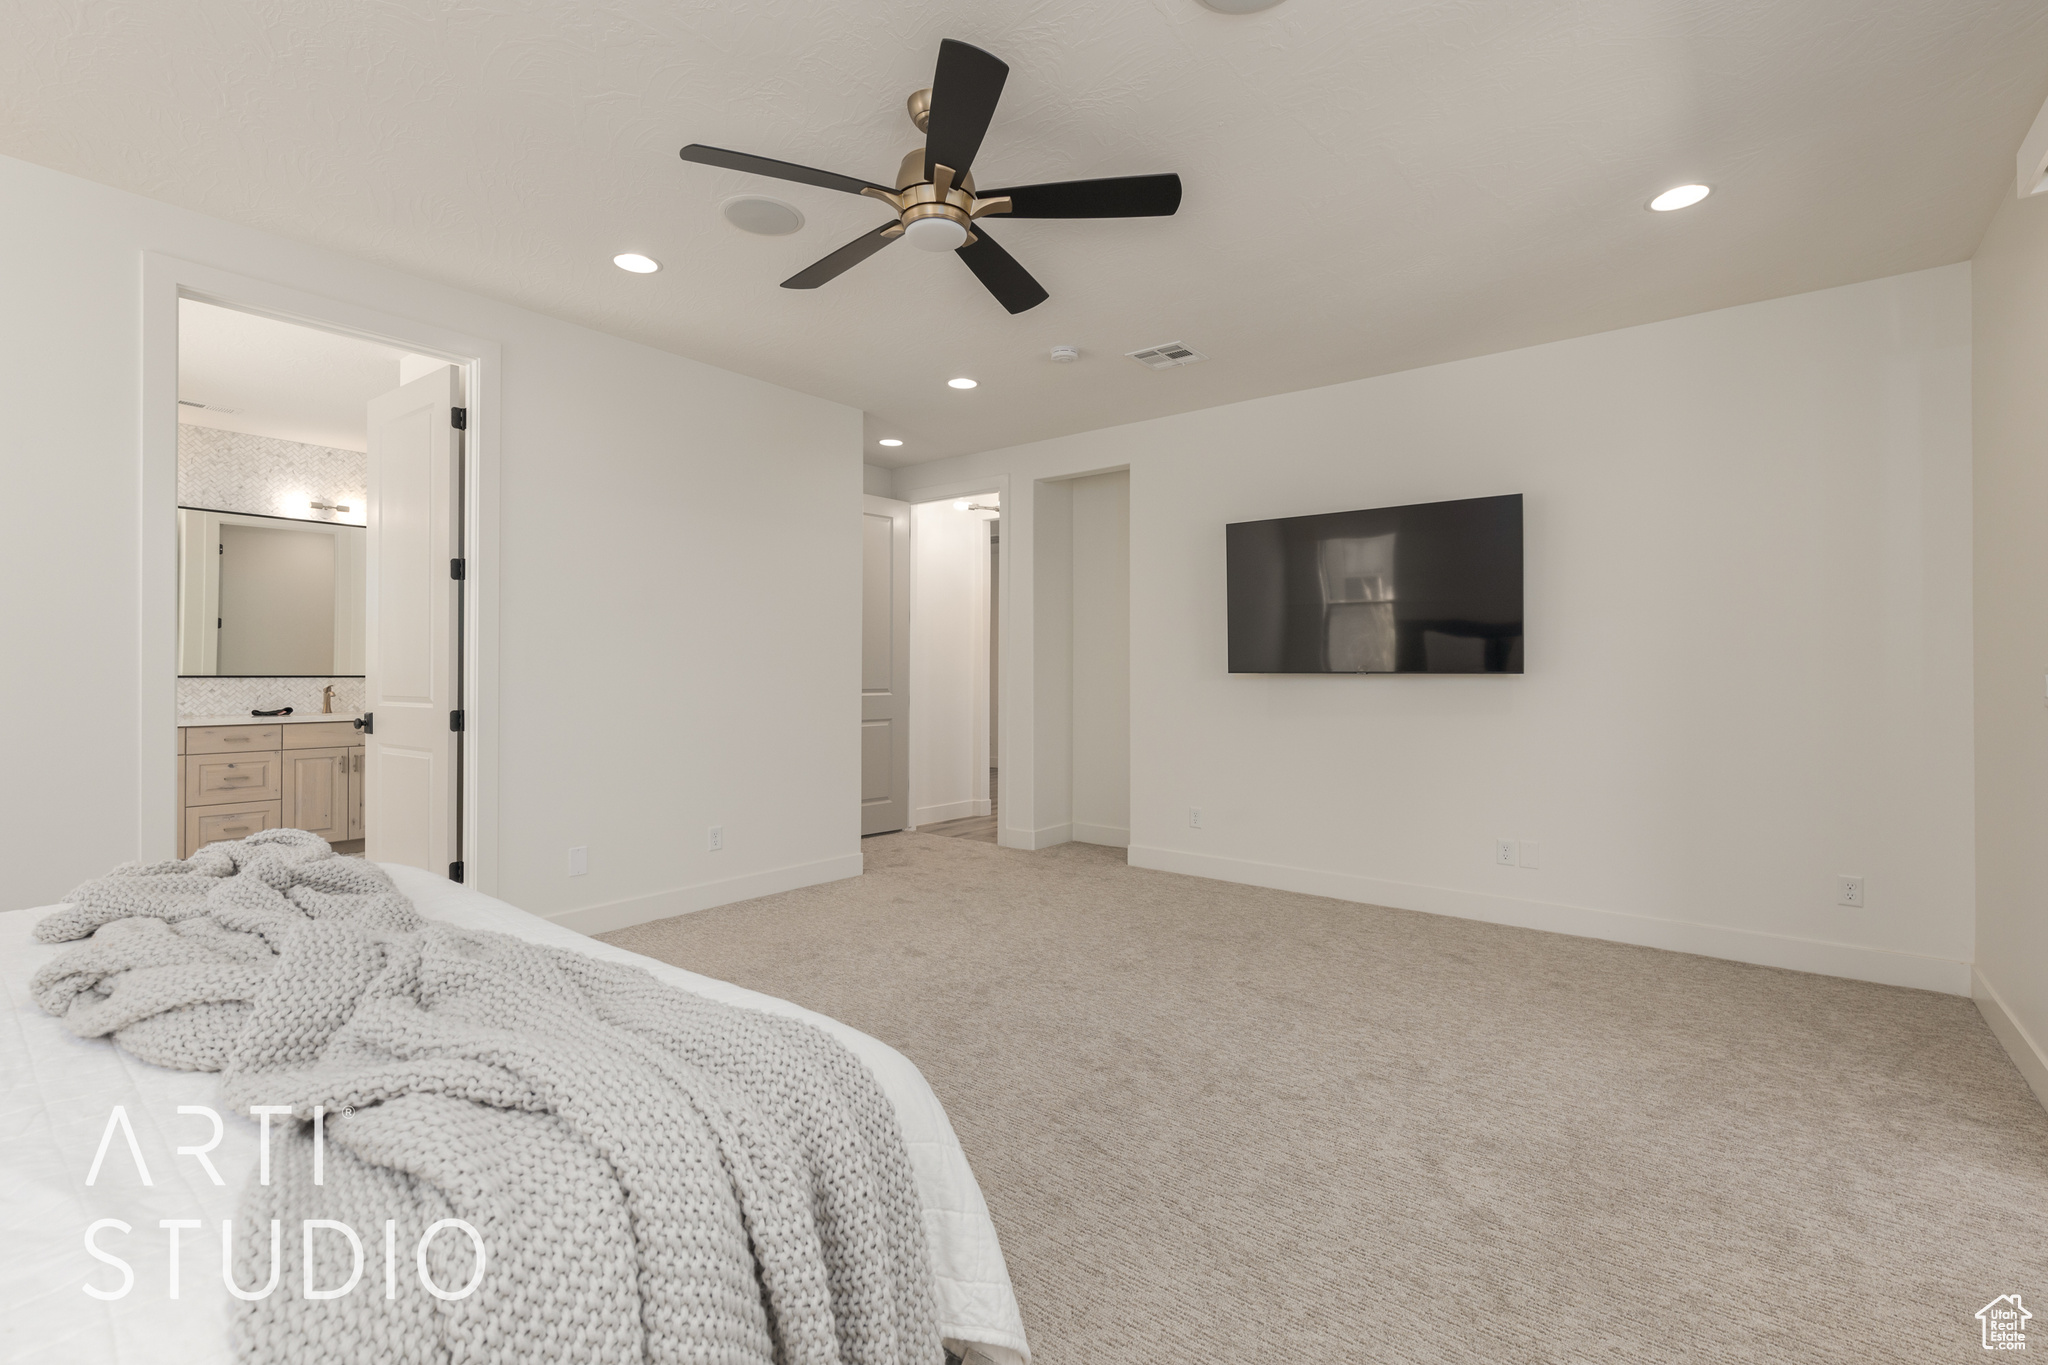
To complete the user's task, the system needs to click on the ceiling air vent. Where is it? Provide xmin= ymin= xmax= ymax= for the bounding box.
xmin=1126 ymin=341 xmax=1207 ymax=369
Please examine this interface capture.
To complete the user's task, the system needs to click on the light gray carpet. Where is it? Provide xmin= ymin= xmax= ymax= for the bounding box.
xmin=602 ymin=834 xmax=2048 ymax=1363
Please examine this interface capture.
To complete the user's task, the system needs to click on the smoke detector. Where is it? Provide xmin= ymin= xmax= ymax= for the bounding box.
xmin=1126 ymin=341 xmax=1207 ymax=370
xmin=1050 ymin=345 xmax=1080 ymax=363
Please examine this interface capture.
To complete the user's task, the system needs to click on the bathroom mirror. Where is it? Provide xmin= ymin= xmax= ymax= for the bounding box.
xmin=177 ymin=508 xmax=366 ymax=676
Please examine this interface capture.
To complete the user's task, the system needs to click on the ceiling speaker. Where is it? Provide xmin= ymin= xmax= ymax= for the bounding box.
xmin=721 ymin=197 xmax=806 ymax=236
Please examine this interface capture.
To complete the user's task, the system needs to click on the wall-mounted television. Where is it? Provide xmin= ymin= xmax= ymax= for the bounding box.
xmin=1226 ymin=493 xmax=1523 ymax=674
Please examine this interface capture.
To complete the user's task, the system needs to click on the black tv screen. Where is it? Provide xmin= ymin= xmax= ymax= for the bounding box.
xmin=1226 ymin=493 xmax=1523 ymax=674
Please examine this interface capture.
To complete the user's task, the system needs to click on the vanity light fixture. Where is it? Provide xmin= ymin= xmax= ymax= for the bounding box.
xmin=613 ymin=253 xmax=662 ymax=273
xmin=947 ymin=377 xmax=978 ymax=389
xmin=878 ymin=438 xmax=903 ymax=447
xmin=1648 ymin=184 xmax=1710 ymax=212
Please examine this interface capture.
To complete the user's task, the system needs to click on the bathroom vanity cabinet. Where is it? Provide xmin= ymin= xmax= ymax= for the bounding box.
xmin=177 ymin=718 xmax=365 ymax=856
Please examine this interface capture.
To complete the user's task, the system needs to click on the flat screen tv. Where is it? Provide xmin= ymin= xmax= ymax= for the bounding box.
xmin=1226 ymin=493 xmax=1522 ymax=674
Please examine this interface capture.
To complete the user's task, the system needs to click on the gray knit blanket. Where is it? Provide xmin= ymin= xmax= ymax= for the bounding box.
xmin=32 ymin=828 xmax=940 ymax=1365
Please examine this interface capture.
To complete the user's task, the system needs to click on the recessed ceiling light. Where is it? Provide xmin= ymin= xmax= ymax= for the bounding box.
xmin=1648 ymin=185 xmax=1710 ymax=212
xmin=720 ymin=197 xmax=805 ymax=236
xmin=878 ymin=438 xmax=903 ymax=447
xmin=948 ymin=377 xmax=978 ymax=390
xmin=1197 ymin=0 xmax=1287 ymax=10
xmin=613 ymin=253 xmax=661 ymax=273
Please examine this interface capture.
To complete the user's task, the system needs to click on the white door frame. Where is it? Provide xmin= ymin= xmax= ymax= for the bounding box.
xmin=140 ymin=253 xmax=502 ymax=890
xmin=894 ymin=472 xmax=1011 ymax=839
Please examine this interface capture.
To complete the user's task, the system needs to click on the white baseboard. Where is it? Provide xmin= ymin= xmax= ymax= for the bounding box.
xmin=1975 ymin=968 xmax=2048 ymax=1112
xmin=547 ymin=853 xmax=864 ymax=936
xmin=1072 ymin=823 xmax=1130 ymax=849
xmin=1126 ymin=845 xmax=1972 ymax=996
xmin=1000 ymin=822 xmax=1070 ymax=851
xmin=916 ymin=798 xmax=990 ymax=825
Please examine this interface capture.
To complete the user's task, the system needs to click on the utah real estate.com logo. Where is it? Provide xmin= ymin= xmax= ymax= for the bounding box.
xmin=1980 ymin=1295 xmax=2032 ymax=1352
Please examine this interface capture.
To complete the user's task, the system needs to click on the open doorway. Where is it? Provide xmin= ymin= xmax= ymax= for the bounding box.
xmin=172 ymin=298 xmax=467 ymax=875
xmin=910 ymin=491 xmax=1000 ymax=842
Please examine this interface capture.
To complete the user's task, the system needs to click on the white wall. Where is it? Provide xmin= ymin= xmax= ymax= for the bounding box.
xmin=0 ymin=153 xmax=863 ymax=924
xmin=1070 ymin=471 xmax=1131 ymax=848
xmin=903 ymin=265 xmax=1975 ymax=993
xmin=908 ymin=499 xmax=992 ymax=826
xmin=1970 ymin=186 xmax=2048 ymax=1102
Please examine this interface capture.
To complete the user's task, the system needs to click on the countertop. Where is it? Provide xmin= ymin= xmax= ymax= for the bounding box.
xmin=178 ymin=713 xmax=364 ymax=728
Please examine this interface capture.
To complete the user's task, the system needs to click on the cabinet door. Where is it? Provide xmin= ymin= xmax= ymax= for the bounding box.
xmin=348 ymin=747 xmax=365 ymax=841
xmin=281 ymin=746 xmax=351 ymax=841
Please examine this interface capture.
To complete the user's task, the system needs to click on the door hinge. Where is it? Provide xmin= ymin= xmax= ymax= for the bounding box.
xmin=449 ymin=709 xmax=465 ymax=732
xmin=451 ymin=407 xmax=467 ymax=430
xmin=355 ymin=712 xmax=373 ymax=735
xmin=448 ymin=861 xmax=464 ymax=883
xmin=450 ymin=558 xmax=466 ymax=580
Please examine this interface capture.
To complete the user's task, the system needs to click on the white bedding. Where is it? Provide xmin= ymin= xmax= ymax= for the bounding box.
xmin=0 ymin=863 xmax=1028 ymax=1365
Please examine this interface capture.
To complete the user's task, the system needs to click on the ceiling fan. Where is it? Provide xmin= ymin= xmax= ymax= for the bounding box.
xmin=679 ymin=39 xmax=1182 ymax=315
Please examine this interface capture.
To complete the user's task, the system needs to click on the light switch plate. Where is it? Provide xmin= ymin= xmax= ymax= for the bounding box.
xmin=567 ymin=846 xmax=587 ymax=877
xmin=1518 ymin=840 xmax=1542 ymax=869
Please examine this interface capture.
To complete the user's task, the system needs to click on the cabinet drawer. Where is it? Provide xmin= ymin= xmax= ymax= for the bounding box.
xmin=186 ymin=750 xmax=283 ymax=805
xmin=185 ymin=725 xmax=281 ymax=755
xmin=284 ymin=721 xmax=362 ymax=749
xmin=186 ymin=801 xmax=281 ymax=852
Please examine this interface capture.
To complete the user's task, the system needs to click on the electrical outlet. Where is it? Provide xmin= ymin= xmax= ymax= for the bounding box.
xmin=567 ymin=846 xmax=587 ymax=877
xmin=1836 ymin=875 xmax=1863 ymax=907
xmin=1188 ymin=807 xmax=1202 ymax=829
xmin=1518 ymin=840 xmax=1542 ymax=870
xmin=1495 ymin=839 xmax=1517 ymax=866
xmin=708 ymin=825 xmax=724 ymax=852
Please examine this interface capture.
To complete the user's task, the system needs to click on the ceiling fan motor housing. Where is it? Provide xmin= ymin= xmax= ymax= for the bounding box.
xmin=878 ymin=147 xmax=996 ymax=250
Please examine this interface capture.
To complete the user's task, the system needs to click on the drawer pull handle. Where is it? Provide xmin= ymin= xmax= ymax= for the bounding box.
xmin=219 ymin=825 xmax=251 ymax=834
xmin=223 ymin=737 xmax=251 ymax=743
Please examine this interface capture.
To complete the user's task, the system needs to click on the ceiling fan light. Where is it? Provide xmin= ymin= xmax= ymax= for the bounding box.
xmin=903 ymin=216 xmax=969 ymax=252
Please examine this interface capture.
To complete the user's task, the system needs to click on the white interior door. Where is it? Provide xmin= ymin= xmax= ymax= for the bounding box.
xmin=364 ymin=364 xmax=461 ymax=874
xmin=862 ymin=494 xmax=911 ymax=835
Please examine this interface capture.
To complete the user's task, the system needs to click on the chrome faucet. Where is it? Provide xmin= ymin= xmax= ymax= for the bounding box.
xmin=321 ymin=684 xmax=335 ymax=714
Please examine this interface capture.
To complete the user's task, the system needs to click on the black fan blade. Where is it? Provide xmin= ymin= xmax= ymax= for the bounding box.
xmin=679 ymin=144 xmax=891 ymax=198
xmin=924 ymin=39 xmax=1008 ymax=182
xmin=956 ymin=228 xmax=1048 ymax=314
xmin=981 ymin=173 xmax=1182 ymax=219
xmin=781 ymin=222 xmax=903 ymax=290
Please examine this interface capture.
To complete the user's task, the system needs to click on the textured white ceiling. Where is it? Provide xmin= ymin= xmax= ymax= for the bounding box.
xmin=179 ymin=300 xmax=410 ymax=451
xmin=8 ymin=1 xmax=2046 ymax=466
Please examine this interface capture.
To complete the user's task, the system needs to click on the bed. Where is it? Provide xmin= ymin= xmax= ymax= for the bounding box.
xmin=1 ymin=861 xmax=1030 ymax=1365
